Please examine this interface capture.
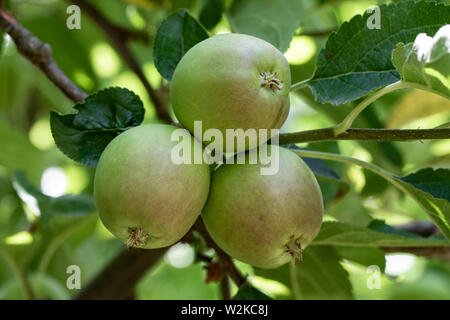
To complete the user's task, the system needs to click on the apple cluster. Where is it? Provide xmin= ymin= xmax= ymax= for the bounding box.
xmin=94 ymin=34 xmax=324 ymax=269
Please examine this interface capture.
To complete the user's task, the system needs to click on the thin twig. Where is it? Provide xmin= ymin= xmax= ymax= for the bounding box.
xmin=69 ymin=0 xmax=172 ymax=123
xmin=278 ymin=127 xmax=450 ymax=145
xmin=395 ymin=221 xmax=439 ymax=238
xmin=0 ymin=244 xmax=35 ymax=299
xmin=382 ymin=247 xmax=450 ymax=262
xmin=0 ymin=5 xmax=87 ymax=103
xmin=220 ymin=276 xmax=231 ymax=300
xmin=69 ymin=1 xmax=150 ymax=42
xmin=0 ymin=3 xmax=168 ymax=300
xmin=292 ymin=149 xmax=450 ymax=241
xmin=334 ymin=81 xmax=407 ymax=135
xmin=383 ymin=221 xmax=450 ymax=262
xmin=193 ymin=218 xmax=247 ymax=287
xmin=296 ymin=27 xmax=336 ymax=37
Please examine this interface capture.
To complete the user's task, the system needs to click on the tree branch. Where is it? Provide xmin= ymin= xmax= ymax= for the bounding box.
xmin=220 ymin=276 xmax=231 ymax=300
xmin=69 ymin=0 xmax=172 ymax=123
xmin=382 ymin=247 xmax=450 ymax=262
xmin=296 ymin=27 xmax=336 ymax=37
xmin=0 ymin=4 xmax=87 ymax=103
xmin=78 ymin=217 xmax=247 ymax=299
xmin=193 ymin=218 xmax=247 ymax=287
xmin=0 ymin=0 xmax=239 ymax=299
xmin=0 ymin=3 xmax=169 ymax=299
xmin=395 ymin=221 xmax=439 ymax=238
xmin=76 ymin=247 xmax=167 ymax=300
xmin=334 ymin=81 xmax=407 ymax=135
xmin=382 ymin=221 xmax=450 ymax=262
xmin=278 ymin=127 xmax=450 ymax=145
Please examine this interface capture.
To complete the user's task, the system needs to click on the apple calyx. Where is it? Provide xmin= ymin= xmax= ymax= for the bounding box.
xmin=127 ymin=227 xmax=150 ymax=248
xmin=285 ymin=237 xmax=303 ymax=266
xmin=260 ymin=71 xmax=283 ymax=92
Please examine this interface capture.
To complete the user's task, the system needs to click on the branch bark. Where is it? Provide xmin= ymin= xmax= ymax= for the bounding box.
xmin=76 ymin=247 xmax=167 ymax=300
xmin=193 ymin=218 xmax=247 ymax=287
xmin=0 ymin=5 xmax=87 ymax=103
xmin=220 ymin=276 xmax=231 ymax=300
xmin=296 ymin=27 xmax=336 ymax=37
xmin=0 ymin=3 xmax=170 ymax=300
xmin=395 ymin=221 xmax=439 ymax=237
xmin=382 ymin=221 xmax=450 ymax=263
xmin=69 ymin=0 xmax=172 ymax=123
xmin=278 ymin=127 xmax=450 ymax=145
xmin=382 ymin=246 xmax=450 ymax=262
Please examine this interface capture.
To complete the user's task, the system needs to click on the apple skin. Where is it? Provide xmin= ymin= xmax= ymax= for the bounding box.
xmin=202 ymin=145 xmax=324 ymax=268
xmin=170 ymin=33 xmax=291 ymax=152
xmin=94 ymin=124 xmax=210 ymax=249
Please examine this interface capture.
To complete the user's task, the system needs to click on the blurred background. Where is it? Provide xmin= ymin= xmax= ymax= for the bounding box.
xmin=0 ymin=0 xmax=449 ymax=300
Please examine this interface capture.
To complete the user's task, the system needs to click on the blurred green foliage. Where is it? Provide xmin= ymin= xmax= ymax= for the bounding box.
xmin=0 ymin=0 xmax=449 ymax=300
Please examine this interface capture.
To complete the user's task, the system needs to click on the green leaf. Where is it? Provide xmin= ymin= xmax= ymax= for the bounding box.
xmin=308 ymin=0 xmax=450 ymax=105
xmin=333 ymin=246 xmax=386 ymax=272
xmin=312 ymin=221 xmax=448 ymax=247
xmin=302 ymin=156 xmax=350 ymax=203
xmin=326 ymin=193 xmax=373 ymax=227
xmin=227 ymin=0 xmax=306 ymax=52
xmin=397 ymin=168 xmax=450 ymax=201
xmin=12 ymin=171 xmax=96 ymax=223
xmin=232 ymin=283 xmax=272 ymax=300
xmin=392 ymin=25 xmax=450 ymax=99
xmin=0 ymin=120 xmax=48 ymax=182
xmin=256 ymin=246 xmax=353 ymax=300
xmin=0 ymin=273 xmax=70 ymax=300
xmin=137 ymin=261 xmax=220 ymax=299
xmin=50 ymin=87 xmax=144 ymax=167
xmin=21 ymin=15 xmax=98 ymax=91
xmin=295 ymin=149 xmax=450 ymax=241
xmin=199 ymin=0 xmax=223 ymax=30
xmin=392 ymin=168 xmax=450 ymax=238
xmin=284 ymin=144 xmax=349 ymax=197
xmin=154 ymin=9 xmax=209 ymax=80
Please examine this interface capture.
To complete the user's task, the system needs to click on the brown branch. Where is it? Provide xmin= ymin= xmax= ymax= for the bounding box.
xmin=0 ymin=5 xmax=87 ymax=103
xmin=70 ymin=0 xmax=149 ymax=42
xmin=395 ymin=221 xmax=439 ymax=238
xmin=382 ymin=221 xmax=450 ymax=263
xmin=382 ymin=247 xmax=450 ymax=262
xmin=220 ymin=276 xmax=231 ymax=300
xmin=0 ymin=3 xmax=169 ymax=300
xmin=278 ymin=127 xmax=450 ymax=145
xmin=296 ymin=27 xmax=336 ymax=37
xmin=76 ymin=247 xmax=167 ymax=300
xmin=193 ymin=218 xmax=247 ymax=287
xmin=69 ymin=0 xmax=172 ymax=123
xmin=78 ymin=217 xmax=246 ymax=299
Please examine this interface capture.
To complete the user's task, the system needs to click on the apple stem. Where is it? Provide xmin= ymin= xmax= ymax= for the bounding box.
xmin=290 ymin=255 xmax=296 ymax=269
xmin=126 ymin=227 xmax=150 ymax=248
xmin=260 ymin=71 xmax=283 ymax=92
xmin=286 ymin=239 xmax=303 ymax=266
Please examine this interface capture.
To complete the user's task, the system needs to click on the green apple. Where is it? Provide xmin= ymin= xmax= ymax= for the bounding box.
xmin=170 ymin=33 xmax=291 ymax=152
xmin=202 ymin=145 xmax=324 ymax=268
xmin=94 ymin=124 xmax=210 ymax=248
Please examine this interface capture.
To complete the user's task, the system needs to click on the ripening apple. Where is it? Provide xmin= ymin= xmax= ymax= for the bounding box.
xmin=202 ymin=145 xmax=324 ymax=268
xmin=94 ymin=124 xmax=210 ymax=249
xmin=170 ymin=33 xmax=291 ymax=153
